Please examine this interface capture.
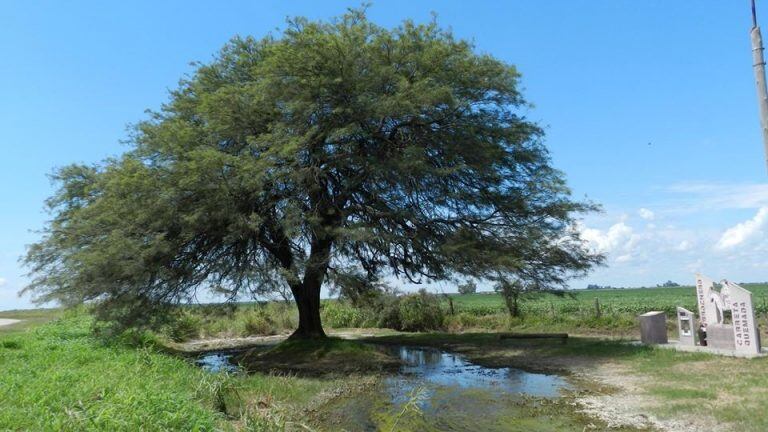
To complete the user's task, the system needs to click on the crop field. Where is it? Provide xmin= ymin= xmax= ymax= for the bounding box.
xmin=449 ymin=284 xmax=768 ymax=317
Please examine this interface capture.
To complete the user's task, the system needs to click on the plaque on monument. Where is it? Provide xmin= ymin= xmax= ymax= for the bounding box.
xmin=722 ymin=280 xmax=761 ymax=355
xmin=695 ymin=273 xmax=716 ymax=328
xmin=676 ymin=307 xmax=696 ymax=346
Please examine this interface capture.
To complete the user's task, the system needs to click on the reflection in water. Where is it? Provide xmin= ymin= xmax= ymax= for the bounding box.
xmin=384 ymin=345 xmax=569 ymax=408
xmin=197 ymin=344 xmax=572 ymax=430
xmin=195 ymin=352 xmax=241 ymax=373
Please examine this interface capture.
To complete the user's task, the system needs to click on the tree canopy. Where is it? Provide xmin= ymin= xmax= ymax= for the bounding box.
xmin=23 ymin=9 xmax=602 ymax=338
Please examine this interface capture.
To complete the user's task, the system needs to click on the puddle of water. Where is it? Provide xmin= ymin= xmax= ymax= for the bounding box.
xmin=321 ymin=345 xmax=572 ymax=431
xmin=195 ymin=344 xmax=573 ymax=431
xmin=195 ymin=350 xmax=243 ymax=373
xmin=386 ymin=345 xmax=567 ymax=401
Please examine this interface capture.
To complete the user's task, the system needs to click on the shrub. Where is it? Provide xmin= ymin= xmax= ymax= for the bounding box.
xmin=397 ymin=290 xmax=445 ymax=332
xmin=444 ymin=312 xmax=510 ymax=332
xmin=321 ymin=301 xmax=368 ymax=328
xmin=111 ymin=328 xmax=163 ymax=348
xmin=242 ymin=310 xmax=277 ymax=336
xmin=277 ymin=312 xmax=296 ymax=331
xmin=377 ymin=296 xmax=403 ymax=330
xmin=167 ymin=312 xmax=201 ymax=342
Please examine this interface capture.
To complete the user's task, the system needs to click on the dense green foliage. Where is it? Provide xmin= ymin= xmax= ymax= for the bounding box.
xmin=23 ymin=9 xmax=599 ymax=338
xmin=396 ymin=290 xmax=445 ymax=331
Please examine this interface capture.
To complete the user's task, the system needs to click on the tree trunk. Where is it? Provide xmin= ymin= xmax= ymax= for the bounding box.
xmin=288 ymin=237 xmax=332 ymax=339
xmin=289 ymin=281 xmax=326 ymax=339
xmin=512 ymin=294 xmax=519 ymax=318
xmin=504 ymin=292 xmax=519 ymax=318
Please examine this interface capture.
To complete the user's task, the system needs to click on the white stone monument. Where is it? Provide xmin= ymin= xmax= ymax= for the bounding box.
xmin=695 ymin=273 xmax=717 ymax=328
xmin=692 ymin=274 xmax=761 ymax=355
xmin=723 ymin=280 xmax=761 ymax=355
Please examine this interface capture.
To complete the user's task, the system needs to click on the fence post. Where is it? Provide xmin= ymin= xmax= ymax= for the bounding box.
xmin=594 ymin=298 xmax=601 ymax=318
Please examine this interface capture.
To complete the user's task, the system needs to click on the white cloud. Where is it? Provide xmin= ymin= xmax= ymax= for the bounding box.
xmin=638 ymin=208 xmax=655 ymax=220
xmin=0 ymin=278 xmax=6 ymax=288
xmin=716 ymin=207 xmax=768 ymax=250
xmin=579 ymin=222 xmax=634 ymax=254
xmin=616 ymin=253 xmax=633 ymax=263
xmin=571 ymin=181 xmax=768 ymax=287
xmin=664 ymin=181 xmax=768 ymax=212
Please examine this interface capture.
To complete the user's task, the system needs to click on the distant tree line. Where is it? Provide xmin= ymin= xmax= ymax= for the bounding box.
xmin=585 ymin=280 xmax=681 ymax=290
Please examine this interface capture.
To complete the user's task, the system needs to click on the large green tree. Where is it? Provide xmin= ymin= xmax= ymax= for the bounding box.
xmin=24 ymin=10 xmax=602 ymax=339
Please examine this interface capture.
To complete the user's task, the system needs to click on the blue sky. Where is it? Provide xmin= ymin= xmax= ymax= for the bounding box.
xmin=2 ymin=1 xmax=768 ymax=309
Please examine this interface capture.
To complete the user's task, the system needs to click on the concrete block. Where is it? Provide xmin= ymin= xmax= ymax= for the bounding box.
xmin=640 ymin=311 xmax=668 ymax=345
xmin=707 ymin=323 xmax=735 ymax=350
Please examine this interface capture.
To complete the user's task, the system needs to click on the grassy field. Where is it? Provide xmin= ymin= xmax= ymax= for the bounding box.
xmin=451 ymin=284 xmax=768 ymax=316
xmin=0 ymin=312 xmax=353 ymax=431
xmin=5 ymin=295 xmax=768 ymax=430
xmin=441 ymin=285 xmax=768 ymax=338
xmin=0 ymin=307 xmax=62 ymax=335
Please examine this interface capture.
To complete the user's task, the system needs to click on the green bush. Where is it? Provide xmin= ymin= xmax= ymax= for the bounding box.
xmin=0 ymin=339 xmax=22 ymax=350
xmin=166 ymin=312 xmax=201 ymax=342
xmin=397 ymin=290 xmax=445 ymax=332
xmin=264 ymin=302 xmax=297 ymax=331
xmin=377 ymin=297 xmax=403 ymax=330
xmin=242 ymin=310 xmax=277 ymax=336
xmin=322 ymin=301 xmax=366 ymax=328
xmin=110 ymin=328 xmax=163 ymax=348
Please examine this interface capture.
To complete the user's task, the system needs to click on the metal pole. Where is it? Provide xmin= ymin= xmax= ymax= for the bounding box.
xmin=750 ymin=0 xmax=768 ymax=172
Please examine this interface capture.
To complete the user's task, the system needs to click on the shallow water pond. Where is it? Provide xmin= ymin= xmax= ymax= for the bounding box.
xmin=385 ymin=345 xmax=568 ymax=400
xmin=321 ymin=345 xmax=574 ymax=431
xmin=195 ymin=344 xmax=579 ymax=431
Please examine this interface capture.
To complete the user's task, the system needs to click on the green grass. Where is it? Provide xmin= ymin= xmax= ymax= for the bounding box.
xmin=117 ymin=283 xmax=768 ymax=341
xmin=0 ymin=314 xmax=223 ymax=431
xmin=8 ymin=305 xmax=768 ymax=430
xmin=451 ymin=284 xmax=768 ymax=316
xmin=0 ymin=312 xmax=349 ymax=431
xmin=0 ymin=307 xmax=62 ymax=335
xmin=445 ymin=284 xmax=768 ymax=336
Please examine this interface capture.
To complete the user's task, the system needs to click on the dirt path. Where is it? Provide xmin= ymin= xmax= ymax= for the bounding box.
xmin=0 ymin=319 xmax=21 ymax=327
xmin=173 ymin=330 xmax=392 ymax=353
xmin=568 ymin=360 xmax=723 ymax=432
